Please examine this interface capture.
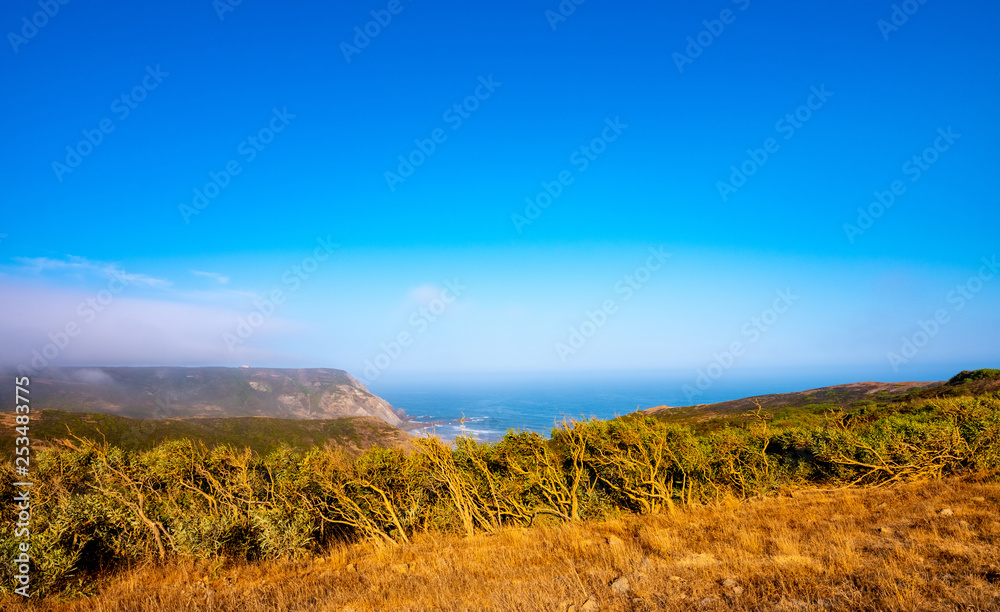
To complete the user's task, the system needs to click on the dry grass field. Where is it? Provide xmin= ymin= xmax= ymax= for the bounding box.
xmin=22 ymin=476 xmax=998 ymax=612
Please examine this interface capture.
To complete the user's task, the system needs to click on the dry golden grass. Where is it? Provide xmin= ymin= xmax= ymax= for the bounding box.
xmin=16 ymin=477 xmax=1000 ymax=612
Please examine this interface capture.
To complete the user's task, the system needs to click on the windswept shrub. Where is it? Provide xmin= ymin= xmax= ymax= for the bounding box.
xmin=809 ymin=413 xmax=969 ymax=486
xmin=578 ymin=417 xmax=702 ymax=514
xmin=704 ymin=425 xmax=775 ymax=499
xmin=499 ymin=427 xmax=590 ymax=522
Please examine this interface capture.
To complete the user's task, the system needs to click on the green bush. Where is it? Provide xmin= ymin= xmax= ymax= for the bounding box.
xmin=948 ymin=369 xmax=1000 ymax=385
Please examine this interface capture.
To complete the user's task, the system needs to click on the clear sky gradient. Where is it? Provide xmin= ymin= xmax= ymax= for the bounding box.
xmin=1 ymin=0 xmax=997 ymax=388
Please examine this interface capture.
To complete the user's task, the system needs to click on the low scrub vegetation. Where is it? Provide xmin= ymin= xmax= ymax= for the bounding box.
xmin=3 ymin=379 xmax=999 ymax=605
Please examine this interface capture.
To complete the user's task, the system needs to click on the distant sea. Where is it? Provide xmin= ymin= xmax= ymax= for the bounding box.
xmin=369 ymin=369 xmax=934 ymax=442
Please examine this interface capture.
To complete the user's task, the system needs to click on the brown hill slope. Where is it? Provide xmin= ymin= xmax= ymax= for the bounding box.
xmin=643 ymin=380 xmax=942 ymax=420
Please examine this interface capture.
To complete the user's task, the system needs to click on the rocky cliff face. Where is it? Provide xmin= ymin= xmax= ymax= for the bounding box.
xmin=14 ymin=367 xmax=407 ymax=426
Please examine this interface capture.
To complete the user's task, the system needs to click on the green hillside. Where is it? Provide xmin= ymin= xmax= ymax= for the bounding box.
xmin=641 ymin=368 xmax=1000 ymax=433
xmin=4 ymin=410 xmax=412 ymax=457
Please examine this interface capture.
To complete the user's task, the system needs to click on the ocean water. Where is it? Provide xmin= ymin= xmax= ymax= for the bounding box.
xmin=369 ymin=371 xmax=887 ymax=442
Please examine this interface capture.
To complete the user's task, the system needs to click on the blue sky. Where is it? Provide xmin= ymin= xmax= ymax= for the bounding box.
xmin=1 ymin=0 xmax=997 ymax=389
